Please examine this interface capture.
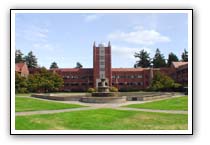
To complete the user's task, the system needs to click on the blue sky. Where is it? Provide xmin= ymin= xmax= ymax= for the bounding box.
xmin=15 ymin=12 xmax=188 ymax=68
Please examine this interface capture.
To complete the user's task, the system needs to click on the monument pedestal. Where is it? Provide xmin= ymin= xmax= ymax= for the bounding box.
xmin=91 ymin=78 xmax=116 ymax=97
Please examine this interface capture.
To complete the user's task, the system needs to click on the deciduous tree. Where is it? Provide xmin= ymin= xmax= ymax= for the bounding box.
xmin=27 ymin=67 xmax=63 ymax=93
xmin=150 ymin=72 xmax=181 ymax=91
xmin=15 ymin=72 xmax=28 ymax=93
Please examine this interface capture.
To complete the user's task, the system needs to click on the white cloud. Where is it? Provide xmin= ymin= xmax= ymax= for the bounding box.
xmin=17 ymin=24 xmax=49 ymax=43
xmin=108 ymin=27 xmax=170 ymax=45
xmin=17 ymin=24 xmax=55 ymax=51
xmin=84 ymin=14 xmax=102 ymax=22
xmin=32 ymin=43 xmax=55 ymax=51
xmin=111 ymin=45 xmax=152 ymax=67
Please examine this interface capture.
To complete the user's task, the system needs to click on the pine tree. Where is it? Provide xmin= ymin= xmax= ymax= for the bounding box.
xmin=134 ymin=49 xmax=151 ymax=68
xmin=167 ymin=52 xmax=179 ymax=66
xmin=181 ymin=49 xmax=188 ymax=62
xmin=152 ymin=48 xmax=167 ymax=68
xmin=15 ymin=49 xmax=24 ymax=63
xmin=24 ymin=51 xmax=38 ymax=68
xmin=75 ymin=62 xmax=83 ymax=68
xmin=50 ymin=62 xmax=59 ymax=69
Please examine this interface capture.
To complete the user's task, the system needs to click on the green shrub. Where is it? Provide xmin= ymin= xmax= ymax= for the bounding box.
xmin=15 ymin=72 xmax=29 ymax=93
xmin=16 ymin=88 xmax=28 ymax=94
xmin=109 ymin=87 xmax=118 ymax=92
xmin=150 ymin=72 xmax=183 ymax=92
xmin=87 ymin=88 xmax=96 ymax=93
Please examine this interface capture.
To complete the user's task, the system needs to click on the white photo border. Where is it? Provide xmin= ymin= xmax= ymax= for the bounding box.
xmin=10 ymin=9 xmax=193 ymax=135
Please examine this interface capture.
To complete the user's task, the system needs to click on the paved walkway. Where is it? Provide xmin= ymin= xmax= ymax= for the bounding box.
xmin=16 ymin=96 xmax=188 ymax=116
xmin=16 ymin=106 xmax=188 ymax=116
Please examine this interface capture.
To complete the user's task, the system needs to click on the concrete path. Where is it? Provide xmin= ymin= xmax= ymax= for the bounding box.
xmin=16 ymin=106 xmax=188 ymax=116
xmin=16 ymin=95 xmax=188 ymax=116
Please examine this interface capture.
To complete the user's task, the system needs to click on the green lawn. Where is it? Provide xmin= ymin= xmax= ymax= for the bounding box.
xmin=16 ymin=108 xmax=188 ymax=130
xmin=124 ymin=96 xmax=188 ymax=111
xmin=15 ymin=97 xmax=86 ymax=112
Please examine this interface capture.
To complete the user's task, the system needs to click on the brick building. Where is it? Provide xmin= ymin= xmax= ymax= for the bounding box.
xmin=48 ymin=42 xmax=188 ymax=91
xmin=15 ymin=62 xmax=29 ymax=77
xmin=170 ymin=62 xmax=188 ymax=86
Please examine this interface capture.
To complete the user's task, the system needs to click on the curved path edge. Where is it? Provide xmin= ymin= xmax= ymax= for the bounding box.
xmin=16 ymin=106 xmax=188 ymax=116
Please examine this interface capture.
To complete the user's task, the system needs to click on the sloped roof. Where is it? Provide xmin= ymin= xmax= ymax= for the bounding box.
xmin=172 ymin=61 xmax=188 ymax=69
xmin=111 ymin=68 xmax=147 ymax=72
xmin=50 ymin=68 xmax=93 ymax=72
xmin=15 ymin=62 xmax=25 ymax=72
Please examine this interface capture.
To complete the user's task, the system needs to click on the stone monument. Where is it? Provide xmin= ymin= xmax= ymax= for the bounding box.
xmin=91 ymin=78 xmax=116 ymax=97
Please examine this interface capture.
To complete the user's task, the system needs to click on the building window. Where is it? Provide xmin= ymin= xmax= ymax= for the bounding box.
xmin=100 ymin=50 xmax=105 ymax=55
xmin=100 ymin=61 xmax=105 ymax=65
xmin=81 ymin=76 xmax=87 ymax=79
xmin=100 ymin=64 xmax=105 ymax=68
xmin=100 ymin=68 xmax=105 ymax=71
xmin=137 ymin=75 xmax=142 ymax=78
xmin=138 ymin=82 xmax=143 ymax=86
xmin=134 ymin=82 xmax=138 ymax=85
xmin=71 ymin=83 xmax=79 ymax=86
xmin=72 ymin=76 xmax=78 ymax=79
xmin=100 ymin=56 xmax=105 ymax=60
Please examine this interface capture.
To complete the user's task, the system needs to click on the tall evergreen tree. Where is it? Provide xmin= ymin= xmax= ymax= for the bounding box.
xmin=181 ymin=49 xmax=188 ymax=62
xmin=134 ymin=49 xmax=151 ymax=68
xmin=167 ymin=52 xmax=179 ymax=66
xmin=152 ymin=48 xmax=167 ymax=68
xmin=15 ymin=49 xmax=24 ymax=63
xmin=24 ymin=51 xmax=38 ymax=68
xmin=50 ymin=62 xmax=59 ymax=69
xmin=75 ymin=62 xmax=83 ymax=68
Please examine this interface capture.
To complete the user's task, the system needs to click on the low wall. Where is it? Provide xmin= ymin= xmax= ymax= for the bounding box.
xmin=80 ymin=97 xmax=126 ymax=103
xmin=126 ymin=93 xmax=177 ymax=101
xmin=31 ymin=94 xmax=85 ymax=101
xmin=31 ymin=92 xmax=181 ymax=103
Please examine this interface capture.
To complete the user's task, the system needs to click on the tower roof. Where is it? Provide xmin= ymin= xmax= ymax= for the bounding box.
xmin=98 ymin=43 xmax=106 ymax=47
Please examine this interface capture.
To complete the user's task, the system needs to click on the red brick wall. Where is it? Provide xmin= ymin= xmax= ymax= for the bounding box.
xmin=93 ymin=44 xmax=112 ymax=88
xmin=105 ymin=47 xmax=112 ymax=86
xmin=55 ymin=68 xmax=93 ymax=91
xmin=20 ymin=64 xmax=29 ymax=77
xmin=111 ymin=69 xmax=150 ymax=90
